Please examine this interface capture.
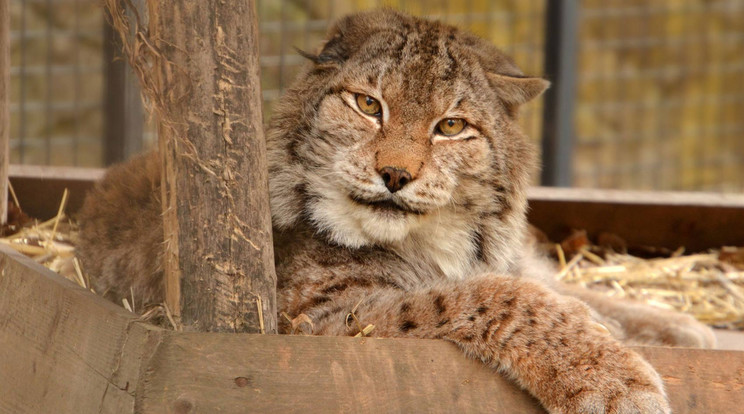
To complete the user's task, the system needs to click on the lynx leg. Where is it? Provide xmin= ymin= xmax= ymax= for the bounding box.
xmin=290 ymin=275 xmax=670 ymax=414
xmin=560 ymin=284 xmax=716 ymax=348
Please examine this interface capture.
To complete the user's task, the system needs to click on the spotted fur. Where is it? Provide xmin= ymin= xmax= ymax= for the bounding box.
xmin=77 ymin=10 xmax=715 ymax=414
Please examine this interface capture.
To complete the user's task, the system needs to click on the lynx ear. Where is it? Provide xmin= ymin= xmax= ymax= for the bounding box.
xmin=487 ymin=73 xmax=550 ymax=107
xmin=297 ymin=33 xmax=350 ymax=65
xmin=298 ymin=12 xmax=367 ymax=66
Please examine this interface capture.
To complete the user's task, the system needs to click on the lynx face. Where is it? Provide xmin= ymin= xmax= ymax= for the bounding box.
xmin=268 ymin=10 xmax=548 ymax=277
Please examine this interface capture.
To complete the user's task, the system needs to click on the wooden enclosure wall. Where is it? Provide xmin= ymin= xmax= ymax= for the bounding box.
xmin=1 ymin=243 xmax=743 ymax=413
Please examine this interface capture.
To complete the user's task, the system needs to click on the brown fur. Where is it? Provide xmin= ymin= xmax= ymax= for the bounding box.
xmin=77 ymin=152 xmax=164 ymax=304
xmin=76 ymin=10 xmax=715 ymax=413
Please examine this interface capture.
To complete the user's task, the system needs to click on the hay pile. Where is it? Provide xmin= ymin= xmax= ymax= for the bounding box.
xmin=545 ymin=229 xmax=744 ymax=330
xmin=1 ymin=189 xmax=84 ymax=288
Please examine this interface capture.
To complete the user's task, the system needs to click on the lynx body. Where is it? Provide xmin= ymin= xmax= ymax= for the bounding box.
xmin=77 ymin=10 xmax=714 ymax=414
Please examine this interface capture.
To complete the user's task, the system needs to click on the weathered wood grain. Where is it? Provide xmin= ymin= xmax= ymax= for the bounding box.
xmin=138 ymin=333 xmax=744 ymax=414
xmin=139 ymin=333 xmax=545 ymax=414
xmin=0 ymin=245 xmax=162 ymax=414
xmin=0 ymin=247 xmax=743 ymax=413
xmin=636 ymin=347 xmax=744 ymax=414
xmin=104 ymin=0 xmax=277 ymax=333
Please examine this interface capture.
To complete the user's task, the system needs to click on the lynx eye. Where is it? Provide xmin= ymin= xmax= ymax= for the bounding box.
xmin=436 ymin=118 xmax=466 ymax=136
xmin=355 ymin=94 xmax=382 ymax=117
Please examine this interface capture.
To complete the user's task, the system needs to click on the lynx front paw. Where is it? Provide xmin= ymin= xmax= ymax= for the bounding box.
xmin=572 ymin=389 xmax=670 ymax=414
xmin=549 ymin=349 xmax=670 ymax=414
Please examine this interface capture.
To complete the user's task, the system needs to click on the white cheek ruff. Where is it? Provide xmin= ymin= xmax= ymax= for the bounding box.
xmin=307 ymin=172 xmax=482 ymax=280
xmin=401 ymin=210 xmax=480 ymax=280
xmin=307 ymin=174 xmax=419 ymax=247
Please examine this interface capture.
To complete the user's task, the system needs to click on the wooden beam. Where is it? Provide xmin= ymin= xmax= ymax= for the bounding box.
xmin=104 ymin=0 xmax=277 ymax=333
xmin=1 ymin=246 xmax=743 ymax=414
xmin=7 ymin=164 xmax=104 ymax=220
xmin=0 ymin=245 xmax=162 ymax=414
xmin=8 ymin=171 xmax=744 ymax=252
xmin=1 ymin=0 xmax=9 ymax=225
xmin=139 ymin=334 xmax=744 ymax=414
xmin=139 ymin=333 xmax=545 ymax=414
xmin=528 ymin=187 xmax=744 ymax=252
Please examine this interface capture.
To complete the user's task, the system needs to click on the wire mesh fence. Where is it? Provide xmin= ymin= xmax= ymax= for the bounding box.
xmin=6 ymin=0 xmax=744 ymax=192
xmin=574 ymin=0 xmax=744 ymax=192
xmin=8 ymin=0 xmax=104 ymax=167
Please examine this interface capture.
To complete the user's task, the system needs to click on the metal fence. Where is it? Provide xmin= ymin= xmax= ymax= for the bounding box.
xmin=8 ymin=0 xmax=104 ymax=167
xmin=573 ymin=0 xmax=744 ymax=192
xmin=7 ymin=0 xmax=744 ymax=192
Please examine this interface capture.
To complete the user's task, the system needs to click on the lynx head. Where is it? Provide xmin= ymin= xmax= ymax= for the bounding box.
xmin=267 ymin=9 xmax=547 ymax=275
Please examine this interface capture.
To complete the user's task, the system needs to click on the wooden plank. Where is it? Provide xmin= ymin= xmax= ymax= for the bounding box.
xmin=714 ymin=329 xmax=744 ymax=351
xmin=0 ymin=244 xmax=162 ymax=414
xmin=528 ymin=186 xmax=744 ymax=252
xmin=9 ymin=171 xmax=744 ymax=253
xmin=139 ymin=333 xmax=545 ymax=414
xmin=8 ymin=165 xmax=104 ymax=219
xmin=1 ymin=0 xmax=8 ymax=225
xmin=139 ymin=333 xmax=744 ymax=414
xmin=635 ymin=347 xmax=744 ymax=414
xmin=0 ymin=246 xmax=742 ymax=413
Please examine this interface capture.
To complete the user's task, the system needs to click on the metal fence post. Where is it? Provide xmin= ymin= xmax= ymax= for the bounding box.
xmin=540 ymin=0 xmax=578 ymax=187
xmin=103 ymin=5 xmax=144 ymax=165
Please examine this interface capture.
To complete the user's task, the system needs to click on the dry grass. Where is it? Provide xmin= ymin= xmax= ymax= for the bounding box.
xmin=549 ymin=231 xmax=744 ymax=330
xmin=1 ymin=188 xmax=84 ymax=288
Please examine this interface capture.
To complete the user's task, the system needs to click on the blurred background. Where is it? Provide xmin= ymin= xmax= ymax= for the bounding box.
xmin=6 ymin=0 xmax=744 ymax=192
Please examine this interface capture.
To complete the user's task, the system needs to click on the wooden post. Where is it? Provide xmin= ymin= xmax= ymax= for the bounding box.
xmin=1 ymin=0 xmax=9 ymax=225
xmin=104 ymin=0 xmax=277 ymax=333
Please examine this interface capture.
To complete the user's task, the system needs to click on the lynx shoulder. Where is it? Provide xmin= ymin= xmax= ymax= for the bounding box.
xmin=77 ymin=9 xmax=714 ymax=414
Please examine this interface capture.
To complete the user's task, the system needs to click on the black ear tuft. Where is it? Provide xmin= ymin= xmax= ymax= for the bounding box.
xmin=296 ymin=33 xmax=350 ymax=66
xmin=295 ymin=47 xmax=322 ymax=64
xmin=316 ymin=34 xmax=351 ymax=64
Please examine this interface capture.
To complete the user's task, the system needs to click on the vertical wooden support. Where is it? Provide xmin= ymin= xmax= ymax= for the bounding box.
xmin=152 ymin=1 xmax=276 ymax=333
xmin=541 ymin=0 xmax=578 ymax=187
xmin=104 ymin=0 xmax=277 ymax=333
xmin=1 ymin=0 xmax=9 ymax=225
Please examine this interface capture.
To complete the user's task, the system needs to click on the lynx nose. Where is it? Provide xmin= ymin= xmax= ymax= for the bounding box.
xmin=379 ymin=166 xmax=412 ymax=193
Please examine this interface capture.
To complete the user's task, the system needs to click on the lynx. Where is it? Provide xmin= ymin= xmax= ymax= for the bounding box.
xmin=77 ymin=9 xmax=714 ymax=414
